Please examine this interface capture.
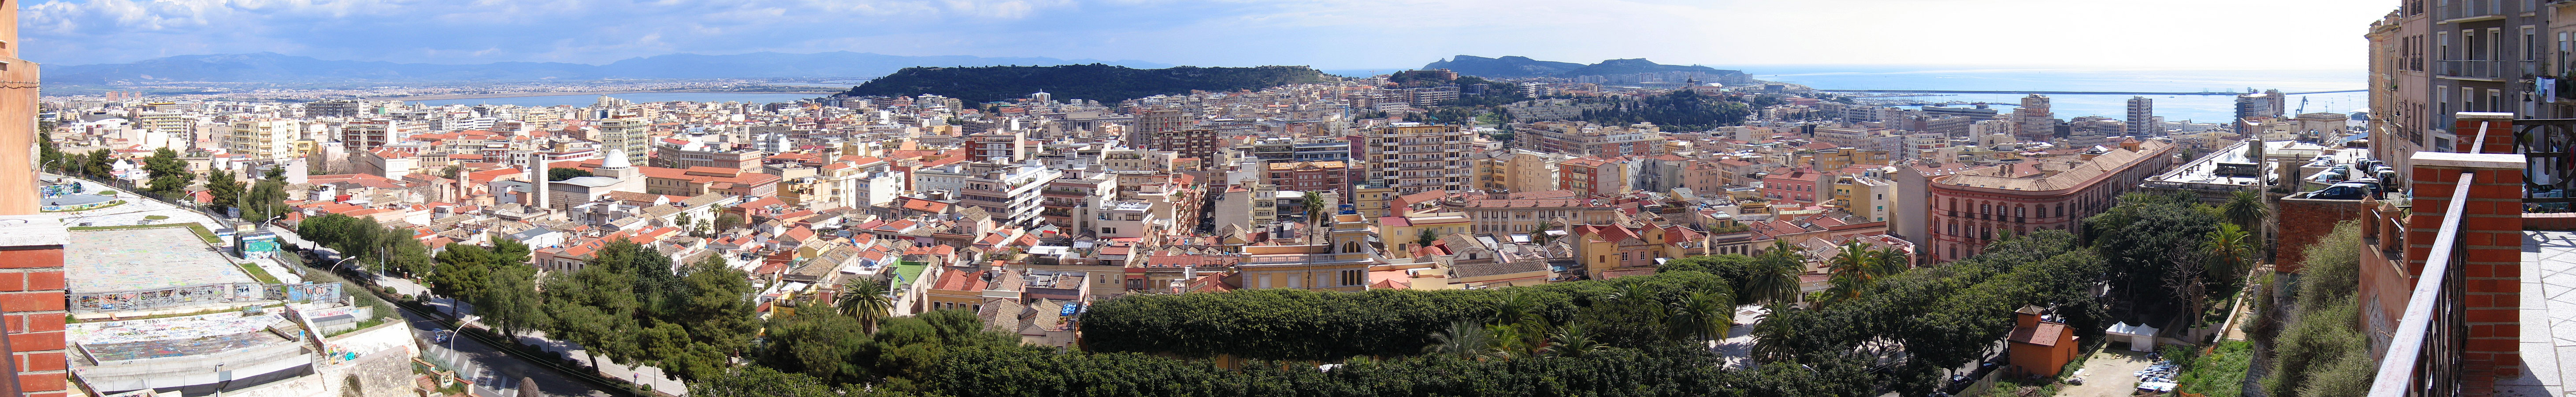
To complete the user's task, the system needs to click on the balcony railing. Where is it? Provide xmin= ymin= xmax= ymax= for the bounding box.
xmin=2369 ymin=118 xmax=2501 ymax=397
xmin=2435 ymin=59 xmax=2531 ymax=81
xmin=2366 ymin=168 xmax=2470 ymax=397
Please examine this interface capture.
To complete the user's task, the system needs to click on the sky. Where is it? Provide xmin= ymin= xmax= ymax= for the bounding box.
xmin=22 ymin=0 xmax=2390 ymax=70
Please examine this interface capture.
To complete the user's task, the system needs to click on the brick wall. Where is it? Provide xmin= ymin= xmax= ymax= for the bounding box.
xmin=2453 ymin=113 xmax=2516 ymax=154
xmin=0 ymin=236 xmax=68 ymax=397
xmin=2273 ymin=197 xmax=2369 ymax=273
xmin=2399 ymin=116 xmax=2524 ymax=396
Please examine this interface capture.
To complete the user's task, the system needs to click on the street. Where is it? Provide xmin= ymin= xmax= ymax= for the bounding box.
xmin=401 ymin=297 xmax=615 ymax=397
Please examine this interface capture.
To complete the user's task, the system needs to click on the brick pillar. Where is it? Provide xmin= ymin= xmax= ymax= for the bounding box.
xmin=2452 ymin=112 xmax=2516 ymax=154
xmin=0 ymin=217 xmax=69 ymax=397
xmin=2404 ymin=149 xmax=2525 ymax=397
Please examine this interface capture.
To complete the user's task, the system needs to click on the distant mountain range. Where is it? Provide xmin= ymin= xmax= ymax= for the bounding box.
xmin=45 ymin=52 xmax=1176 ymax=85
xmin=1422 ymin=55 xmax=1751 ymax=82
xmin=842 ymin=64 xmax=1329 ymax=103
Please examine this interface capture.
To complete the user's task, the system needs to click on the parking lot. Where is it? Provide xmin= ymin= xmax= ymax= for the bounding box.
xmin=2056 ymin=349 xmax=2160 ymax=397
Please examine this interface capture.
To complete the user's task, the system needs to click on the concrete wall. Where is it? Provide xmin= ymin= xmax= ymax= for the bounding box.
xmin=221 ymin=346 xmax=413 ymax=397
xmin=321 ymin=316 xmax=412 ymax=357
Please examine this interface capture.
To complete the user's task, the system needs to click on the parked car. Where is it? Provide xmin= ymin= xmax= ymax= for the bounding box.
xmin=2305 ymin=182 xmax=2378 ymax=200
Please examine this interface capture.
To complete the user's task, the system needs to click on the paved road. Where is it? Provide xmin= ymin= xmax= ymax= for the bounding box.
xmin=401 ymin=298 xmax=615 ymax=397
xmin=297 ymin=231 xmax=677 ymax=396
xmin=279 ymin=221 xmax=622 ymax=397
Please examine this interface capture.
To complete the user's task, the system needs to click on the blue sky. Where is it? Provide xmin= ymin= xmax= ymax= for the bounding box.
xmin=23 ymin=0 xmax=2388 ymax=70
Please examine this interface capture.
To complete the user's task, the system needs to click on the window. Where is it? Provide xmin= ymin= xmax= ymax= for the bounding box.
xmin=1100 ymin=227 xmax=1117 ymax=234
xmin=2524 ymin=26 xmax=2538 ymax=61
xmin=1339 ymin=270 xmax=1364 ymax=286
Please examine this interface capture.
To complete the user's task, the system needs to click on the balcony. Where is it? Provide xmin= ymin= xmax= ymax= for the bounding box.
xmin=2367 ymin=115 xmax=2522 ymax=397
xmin=2435 ymin=59 xmax=2531 ymax=82
xmin=2367 ymin=165 xmax=2472 ymax=397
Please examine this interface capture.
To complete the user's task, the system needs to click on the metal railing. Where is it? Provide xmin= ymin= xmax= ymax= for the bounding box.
xmin=2435 ymin=59 xmax=2531 ymax=80
xmin=2522 ymin=119 xmax=2576 ymax=204
xmin=2365 ymin=169 xmax=2471 ymax=397
xmin=2368 ymin=119 xmax=2494 ymax=397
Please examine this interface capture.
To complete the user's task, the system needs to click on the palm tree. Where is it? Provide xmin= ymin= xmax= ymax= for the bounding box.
xmin=1819 ymin=273 xmax=1866 ymax=308
xmin=1741 ymin=241 xmax=1805 ymax=304
xmin=1747 ymin=303 xmax=1800 ymax=363
xmin=1546 ymin=324 xmax=1611 ymax=358
xmin=2222 ymin=190 xmax=2267 ymax=231
xmin=2203 ymin=223 xmax=2257 ymax=277
xmin=1425 ymin=320 xmax=1496 ymax=360
xmin=1866 ymin=247 xmax=1909 ymax=279
xmin=1667 ymin=291 xmax=1735 ymax=344
xmin=836 ymin=277 xmax=893 ymax=333
xmin=1597 ymin=282 xmax=1659 ymax=306
xmin=1493 ymin=292 xmax=1547 ymax=329
xmin=1827 ymin=241 xmax=1875 ymax=286
xmin=1303 ymin=191 xmax=1325 ymax=221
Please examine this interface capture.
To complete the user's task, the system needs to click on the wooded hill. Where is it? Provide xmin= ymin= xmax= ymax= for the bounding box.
xmin=839 ymin=64 xmax=1329 ymax=103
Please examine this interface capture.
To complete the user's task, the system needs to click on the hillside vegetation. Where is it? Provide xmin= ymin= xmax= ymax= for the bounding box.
xmin=841 ymin=64 xmax=1329 ymax=103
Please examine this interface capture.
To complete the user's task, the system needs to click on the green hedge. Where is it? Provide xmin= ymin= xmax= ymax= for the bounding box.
xmin=1078 ymin=271 xmax=1730 ymax=360
xmin=932 ymin=344 xmax=1869 ymax=397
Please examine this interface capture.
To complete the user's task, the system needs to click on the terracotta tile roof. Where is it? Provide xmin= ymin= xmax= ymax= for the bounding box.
xmin=932 ymin=268 xmax=989 ymax=292
xmin=2009 ymin=322 xmax=2069 ymax=347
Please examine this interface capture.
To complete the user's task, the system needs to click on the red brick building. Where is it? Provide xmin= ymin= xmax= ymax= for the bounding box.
xmin=1925 ymin=140 xmax=2175 ymax=263
xmin=1761 ymin=168 xmax=1822 ymax=205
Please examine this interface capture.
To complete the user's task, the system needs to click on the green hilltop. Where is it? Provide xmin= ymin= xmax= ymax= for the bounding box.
xmin=839 ymin=64 xmax=1330 ymax=103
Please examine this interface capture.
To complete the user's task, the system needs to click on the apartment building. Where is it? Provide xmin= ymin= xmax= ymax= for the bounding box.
xmin=2015 ymin=94 xmax=2055 ymax=141
xmin=597 ymin=115 xmax=651 ymax=166
xmin=1360 ymin=123 xmax=1475 ymax=195
xmin=1925 ymin=140 xmax=2175 ymax=263
xmin=1519 ymin=121 xmax=1663 ymax=157
xmin=226 ymin=118 xmax=297 ymax=160
xmin=1139 ymin=129 xmax=1217 ymax=162
xmin=340 ymin=118 xmax=427 ymax=151
xmin=968 ymin=129 xmax=1030 ymax=162
xmin=1266 ymin=161 xmax=1350 ymax=195
xmin=653 ymin=144 xmax=761 ymax=171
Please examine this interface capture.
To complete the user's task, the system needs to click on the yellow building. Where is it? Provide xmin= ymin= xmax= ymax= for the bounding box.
xmin=1375 ymin=191 xmax=1472 ymax=260
xmin=1350 ymin=185 xmax=1397 ymax=220
xmin=1237 ymin=213 xmax=1383 ymax=291
xmin=1568 ymin=221 xmax=1704 ymax=279
xmin=1474 ymin=154 xmax=1509 ymax=192
xmin=1829 ymin=176 xmax=1894 ymax=223
xmin=1503 ymin=150 xmax=1563 ymax=193
xmin=924 ymin=266 xmax=1007 ymax=312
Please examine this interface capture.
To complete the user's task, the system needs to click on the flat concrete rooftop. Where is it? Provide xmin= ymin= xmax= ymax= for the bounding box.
xmin=65 ymin=227 xmax=255 ymax=294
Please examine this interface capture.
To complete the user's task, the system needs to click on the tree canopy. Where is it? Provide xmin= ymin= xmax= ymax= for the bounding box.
xmin=538 ymin=242 xmax=756 ymax=382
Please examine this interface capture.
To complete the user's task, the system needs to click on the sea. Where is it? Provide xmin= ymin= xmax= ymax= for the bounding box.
xmin=408 ymin=92 xmax=829 ymax=107
xmin=1331 ymin=66 xmax=2368 ymax=123
xmin=1746 ymin=65 xmax=2368 ymax=123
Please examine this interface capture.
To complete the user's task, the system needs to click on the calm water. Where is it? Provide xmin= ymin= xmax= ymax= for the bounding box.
xmin=409 ymin=92 xmax=826 ymax=106
xmin=1746 ymin=66 xmax=2368 ymax=123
